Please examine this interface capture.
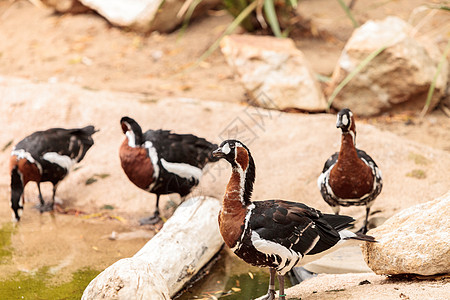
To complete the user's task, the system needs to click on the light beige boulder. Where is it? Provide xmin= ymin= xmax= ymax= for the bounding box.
xmin=362 ymin=191 xmax=450 ymax=276
xmin=328 ymin=16 xmax=448 ymax=116
xmin=220 ymin=34 xmax=327 ymax=112
xmin=32 ymin=0 xmax=91 ymax=13
xmin=79 ymin=0 xmax=220 ymax=32
xmin=34 ymin=0 xmax=219 ymax=32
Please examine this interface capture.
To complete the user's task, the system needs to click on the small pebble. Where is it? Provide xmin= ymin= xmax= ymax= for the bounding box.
xmin=151 ymin=50 xmax=163 ymax=62
xmin=109 ymin=231 xmax=117 ymax=240
xmin=48 ymin=76 xmax=58 ymax=84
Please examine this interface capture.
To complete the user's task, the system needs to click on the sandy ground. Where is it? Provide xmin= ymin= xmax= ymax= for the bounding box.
xmin=0 ymin=0 xmax=449 ymax=299
xmin=2 ymin=77 xmax=449 ymax=218
xmin=284 ymin=273 xmax=450 ymax=300
xmin=1 ymin=77 xmax=449 ymax=299
xmin=0 ymin=0 xmax=449 ymax=152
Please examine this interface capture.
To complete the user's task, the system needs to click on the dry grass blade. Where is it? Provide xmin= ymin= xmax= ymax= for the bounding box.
xmin=337 ymin=0 xmax=359 ymax=28
xmin=428 ymin=4 xmax=450 ymax=11
xmin=177 ymin=0 xmax=204 ymax=38
xmin=327 ymin=44 xmax=388 ymax=110
xmin=177 ymin=0 xmax=195 ymax=18
xmin=256 ymin=0 xmax=268 ymax=29
xmin=316 ymin=73 xmax=331 ymax=83
xmin=1 ymin=140 xmax=13 ymax=152
xmin=264 ymin=0 xmax=282 ymax=37
xmin=419 ymin=39 xmax=450 ymax=118
xmin=181 ymin=1 xmax=258 ymax=74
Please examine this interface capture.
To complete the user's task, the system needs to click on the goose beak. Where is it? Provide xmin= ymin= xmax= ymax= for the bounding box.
xmin=212 ymin=147 xmax=225 ymax=158
xmin=336 ymin=118 xmax=348 ymax=132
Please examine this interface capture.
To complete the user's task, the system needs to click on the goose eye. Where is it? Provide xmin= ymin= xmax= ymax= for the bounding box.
xmin=221 ymin=143 xmax=231 ymax=155
xmin=342 ymin=115 xmax=349 ymax=126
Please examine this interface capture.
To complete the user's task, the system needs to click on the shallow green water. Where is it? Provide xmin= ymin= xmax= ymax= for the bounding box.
xmin=0 ymin=222 xmax=100 ymax=299
xmin=178 ymin=249 xmax=292 ymax=299
xmin=219 ymin=271 xmax=283 ymax=299
xmin=0 ymin=222 xmax=15 ymax=263
xmin=1 ymin=221 xmax=289 ymax=299
xmin=0 ymin=267 xmax=100 ymax=300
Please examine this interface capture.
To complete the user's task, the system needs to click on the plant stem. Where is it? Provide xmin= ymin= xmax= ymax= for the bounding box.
xmin=178 ymin=0 xmax=203 ymax=39
xmin=327 ymin=44 xmax=388 ymax=110
xmin=182 ymin=1 xmax=258 ymax=74
xmin=337 ymin=0 xmax=359 ymax=28
xmin=419 ymin=39 xmax=450 ymax=118
xmin=264 ymin=0 xmax=282 ymax=37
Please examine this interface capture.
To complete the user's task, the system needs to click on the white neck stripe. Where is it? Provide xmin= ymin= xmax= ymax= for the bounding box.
xmin=126 ymin=131 xmax=136 ymax=147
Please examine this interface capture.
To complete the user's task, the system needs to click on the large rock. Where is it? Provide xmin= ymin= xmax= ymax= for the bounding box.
xmin=36 ymin=0 xmax=220 ymax=32
xmin=1 ymin=76 xmax=449 ymax=225
xmin=1 ymin=76 xmax=450 ymax=298
xmin=220 ymin=34 xmax=327 ymax=112
xmin=277 ymin=273 xmax=450 ymax=300
xmin=82 ymin=196 xmax=223 ymax=299
xmin=36 ymin=0 xmax=91 ymax=13
xmin=327 ymin=16 xmax=448 ymax=116
xmin=362 ymin=191 xmax=450 ymax=276
xmin=79 ymin=0 xmax=220 ymax=32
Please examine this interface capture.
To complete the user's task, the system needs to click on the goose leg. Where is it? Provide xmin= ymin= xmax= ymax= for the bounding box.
xmin=37 ymin=182 xmax=44 ymax=206
xmin=278 ymin=274 xmax=286 ymax=300
xmin=260 ymin=268 xmax=276 ymax=300
xmin=332 ymin=205 xmax=340 ymax=215
xmin=357 ymin=206 xmax=370 ymax=234
xmin=139 ymin=194 xmax=162 ymax=225
xmin=40 ymin=183 xmax=57 ymax=212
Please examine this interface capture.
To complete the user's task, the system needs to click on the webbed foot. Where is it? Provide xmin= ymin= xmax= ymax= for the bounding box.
xmin=38 ymin=202 xmax=54 ymax=213
xmin=356 ymin=225 xmax=368 ymax=234
xmin=260 ymin=290 xmax=276 ymax=300
xmin=139 ymin=213 xmax=161 ymax=225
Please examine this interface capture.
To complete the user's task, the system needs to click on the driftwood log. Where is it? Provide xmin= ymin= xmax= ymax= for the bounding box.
xmin=82 ymin=196 xmax=223 ymax=299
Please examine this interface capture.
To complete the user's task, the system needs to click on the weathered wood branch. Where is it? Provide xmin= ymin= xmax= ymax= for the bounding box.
xmin=82 ymin=196 xmax=223 ymax=299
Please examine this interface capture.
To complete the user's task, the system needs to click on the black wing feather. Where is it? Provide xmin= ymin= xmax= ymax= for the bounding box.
xmin=249 ymin=200 xmax=353 ymax=257
xmin=321 ymin=152 xmax=338 ymax=173
xmin=15 ymin=126 xmax=96 ymax=163
xmin=143 ymin=129 xmax=217 ymax=168
xmin=320 ymin=213 xmax=354 ymax=231
xmin=356 ymin=149 xmax=379 ymax=168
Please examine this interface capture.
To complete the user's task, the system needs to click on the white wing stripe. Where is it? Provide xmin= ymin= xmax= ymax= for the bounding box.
xmin=11 ymin=149 xmax=35 ymax=163
xmin=144 ymin=141 xmax=160 ymax=185
xmin=251 ymin=231 xmax=302 ymax=275
xmin=160 ymin=158 xmax=202 ymax=180
xmin=43 ymin=152 xmax=76 ymax=170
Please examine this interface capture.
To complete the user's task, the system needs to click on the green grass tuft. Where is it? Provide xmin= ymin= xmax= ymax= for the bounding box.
xmin=419 ymin=39 xmax=450 ymax=118
xmin=406 ymin=169 xmax=426 ymax=179
xmin=408 ymin=152 xmax=431 ymax=165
